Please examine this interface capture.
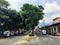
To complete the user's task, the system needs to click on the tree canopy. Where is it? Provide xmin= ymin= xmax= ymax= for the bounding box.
xmin=0 ymin=0 xmax=44 ymax=31
xmin=0 ymin=0 xmax=9 ymax=8
xmin=19 ymin=4 xmax=44 ymax=29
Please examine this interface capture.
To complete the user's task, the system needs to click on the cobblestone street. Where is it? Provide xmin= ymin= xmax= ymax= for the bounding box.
xmin=0 ymin=35 xmax=60 ymax=45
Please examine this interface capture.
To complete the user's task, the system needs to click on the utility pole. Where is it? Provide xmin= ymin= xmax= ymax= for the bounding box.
xmin=43 ymin=19 xmax=45 ymax=30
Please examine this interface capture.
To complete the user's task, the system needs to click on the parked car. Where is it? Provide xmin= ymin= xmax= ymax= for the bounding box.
xmin=42 ymin=30 xmax=46 ymax=35
xmin=3 ymin=31 xmax=10 ymax=37
xmin=29 ymin=30 xmax=34 ymax=36
xmin=14 ymin=30 xmax=19 ymax=35
xmin=10 ymin=31 xmax=14 ymax=36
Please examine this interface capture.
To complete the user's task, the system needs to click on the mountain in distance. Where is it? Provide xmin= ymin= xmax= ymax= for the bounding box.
xmin=38 ymin=21 xmax=53 ymax=27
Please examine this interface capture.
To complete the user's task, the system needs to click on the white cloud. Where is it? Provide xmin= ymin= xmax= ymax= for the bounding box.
xmin=51 ymin=14 xmax=60 ymax=19
xmin=44 ymin=2 xmax=60 ymax=13
xmin=44 ymin=14 xmax=60 ymax=23
xmin=6 ymin=0 xmax=43 ymax=11
xmin=39 ymin=14 xmax=60 ymax=26
xmin=6 ymin=0 xmax=20 ymax=11
xmin=6 ymin=0 xmax=30 ymax=11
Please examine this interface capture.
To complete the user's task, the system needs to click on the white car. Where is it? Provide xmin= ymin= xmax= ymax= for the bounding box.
xmin=14 ymin=31 xmax=19 ymax=35
xmin=10 ymin=31 xmax=14 ymax=36
xmin=42 ymin=30 xmax=46 ymax=35
xmin=3 ymin=31 xmax=10 ymax=37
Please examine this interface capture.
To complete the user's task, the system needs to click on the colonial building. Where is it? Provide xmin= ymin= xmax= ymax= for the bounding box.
xmin=40 ymin=17 xmax=60 ymax=35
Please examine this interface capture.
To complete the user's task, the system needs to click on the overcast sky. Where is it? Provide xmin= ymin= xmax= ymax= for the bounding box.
xmin=6 ymin=0 xmax=60 ymax=24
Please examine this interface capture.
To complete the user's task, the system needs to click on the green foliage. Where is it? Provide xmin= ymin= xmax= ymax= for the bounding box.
xmin=0 ymin=15 xmax=9 ymax=19
xmin=0 ymin=0 xmax=44 ymax=31
xmin=0 ymin=0 xmax=9 ymax=8
xmin=19 ymin=4 xmax=44 ymax=29
xmin=0 ymin=0 xmax=21 ymax=31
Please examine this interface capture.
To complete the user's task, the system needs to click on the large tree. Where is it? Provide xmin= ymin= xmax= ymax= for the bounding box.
xmin=0 ymin=0 xmax=22 ymax=31
xmin=0 ymin=0 xmax=9 ymax=8
xmin=19 ymin=4 xmax=44 ymax=30
xmin=0 ymin=0 xmax=10 ymax=31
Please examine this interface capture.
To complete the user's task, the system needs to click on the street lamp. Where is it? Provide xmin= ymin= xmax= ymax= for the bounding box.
xmin=0 ymin=22 xmax=5 ymax=36
xmin=43 ymin=19 xmax=45 ymax=30
xmin=0 ymin=22 xmax=4 ymax=30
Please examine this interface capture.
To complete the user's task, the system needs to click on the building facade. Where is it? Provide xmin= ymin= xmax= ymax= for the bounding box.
xmin=45 ymin=17 xmax=60 ymax=35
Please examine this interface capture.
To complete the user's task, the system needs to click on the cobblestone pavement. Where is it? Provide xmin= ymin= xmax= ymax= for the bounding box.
xmin=0 ymin=35 xmax=60 ymax=45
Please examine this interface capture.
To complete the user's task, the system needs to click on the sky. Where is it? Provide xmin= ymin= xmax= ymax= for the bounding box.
xmin=6 ymin=0 xmax=60 ymax=26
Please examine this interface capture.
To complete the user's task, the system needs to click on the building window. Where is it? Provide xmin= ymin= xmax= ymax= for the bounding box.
xmin=58 ymin=28 xmax=60 ymax=32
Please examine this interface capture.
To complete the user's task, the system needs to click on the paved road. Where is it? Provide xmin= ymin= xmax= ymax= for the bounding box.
xmin=0 ymin=35 xmax=60 ymax=45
